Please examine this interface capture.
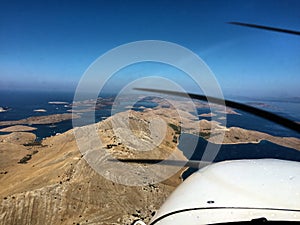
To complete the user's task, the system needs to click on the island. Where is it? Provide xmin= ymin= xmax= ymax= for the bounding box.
xmin=199 ymin=112 xmax=217 ymax=117
xmin=33 ymin=109 xmax=47 ymax=112
xmin=48 ymin=101 xmax=69 ymax=105
xmin=0 ymin=107 xmax=10 ymax=113
xmin=0 ymin=113 xmax=80 ymax=126
xmin=0 ymin=125 xmax=37 ymax=132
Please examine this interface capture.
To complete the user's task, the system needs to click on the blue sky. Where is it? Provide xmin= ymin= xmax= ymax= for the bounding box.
xmin=1 ymin=0 xmax=300 ymax=98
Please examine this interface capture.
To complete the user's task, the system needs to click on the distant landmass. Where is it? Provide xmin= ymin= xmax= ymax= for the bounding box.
xmin=0 ymin=113 xmax=80 ymax=126
xmin=33 ymin=109 xmax=47 ymax=112
xmin=0 ymin=125 xmax=37 ymax=132
xmin=48 ymin=101 xmax=69 ymax=105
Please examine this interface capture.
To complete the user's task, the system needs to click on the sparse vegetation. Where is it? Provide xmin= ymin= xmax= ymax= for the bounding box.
xmin=23 ymin=141 xmax=41 ymax=146
xmin=172 ymin=135 xmax=177 ymax=143
xmin=18 ymin=154 xmax=32 ymax=164
xmin=23 ymin=141 xmax=47 ymax=147
xmin=168 ymin=123 xmax=181 ymax=134
xmin=199 ymin=132 xmax=219 ymax=139
xmin=199 ymin=132 xmax=211 ymax=139
xmin=106 ymin=144 xmax=117 ymax=149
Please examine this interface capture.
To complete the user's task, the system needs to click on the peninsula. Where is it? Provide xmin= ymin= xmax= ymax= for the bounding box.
xmin=0 ymin=113 xmax=80 ymax=126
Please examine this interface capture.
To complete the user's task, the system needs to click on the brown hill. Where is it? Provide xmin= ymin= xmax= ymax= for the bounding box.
xmin=0 ymin=109 xmax=186 ymax=225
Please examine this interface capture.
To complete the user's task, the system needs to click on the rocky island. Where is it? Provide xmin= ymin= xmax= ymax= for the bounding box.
xmin=33 ymin=109 xmax=47 ymax=112
xmin=0 ymin=125 xmax=37 ymax=132
xmin=0 ymin=106 xmax=10 ymax=113
xmin=48 ymin=101 xmax=69 ymax=105
xmin=0 ymin=113 xmax=80 ymax=126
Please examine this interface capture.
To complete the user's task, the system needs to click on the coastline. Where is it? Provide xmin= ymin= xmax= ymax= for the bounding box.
xmin=0 ymin=113 xmax=80 ymax=126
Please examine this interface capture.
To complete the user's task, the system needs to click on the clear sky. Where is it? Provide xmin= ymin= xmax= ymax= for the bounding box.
xmin=1 ymin=0 xmax=300 ymax=98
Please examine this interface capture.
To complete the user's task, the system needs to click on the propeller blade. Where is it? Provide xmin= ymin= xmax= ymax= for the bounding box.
xmin=228 ymin=21 xmax=300 ymax=36
xmin=108 ymin=158 xmax=211 ymax=169
xmin=134 ymin=88 xmax=300 ymax=133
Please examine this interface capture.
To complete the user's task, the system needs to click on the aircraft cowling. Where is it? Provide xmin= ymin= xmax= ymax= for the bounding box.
xmin=149 ymin=159 xmax=300 ymax=224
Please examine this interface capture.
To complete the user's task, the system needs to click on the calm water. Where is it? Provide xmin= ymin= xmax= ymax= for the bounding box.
xmin=0 ymin=90 xmax=74 ymax=139
xmin=0 ymin=90 xmax=158 ymax=140
xmin=197 ymin=99 xmax=300 ymax=138
xmin=0 ymin=90 xmax=299 ymax=140
xmin=178 ymin=133 xmax=300 ymax=179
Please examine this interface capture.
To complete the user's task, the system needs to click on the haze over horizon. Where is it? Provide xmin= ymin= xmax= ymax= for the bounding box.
xmin=1 ymin=0 xmax=300 ymax=98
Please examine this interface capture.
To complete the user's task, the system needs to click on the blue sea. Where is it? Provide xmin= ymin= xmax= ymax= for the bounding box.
xmin=0 ymin=90 xmax=74 ymax=139
xmin=178 ymin=133 xmax=300 ymax=179
xmin=197 ymin=98 xmax=300 ymax=138
xmin=0 ymin=90 xmax=158 ymax=140
xmin=0 ymin=89 xmax=299 ymax=169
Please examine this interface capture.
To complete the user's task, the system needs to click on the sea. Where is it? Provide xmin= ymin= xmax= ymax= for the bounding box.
xmin=0 ymin=90 xmax=299 ymax=178
xmin=178 ymin=134 xmax=300 ymax=179
xmin=0 ymin=90 xmax=158 ymax=140
xmin=0 ymin=90 xmax=76 ymax=139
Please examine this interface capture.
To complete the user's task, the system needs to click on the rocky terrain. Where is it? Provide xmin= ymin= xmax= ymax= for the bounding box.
xmin=0 ymin=125 xmax=37 ymax=132
xmin=0 ymin=109 xmax=186 ymax=225
xmin=0 ymin=103 xmax=299 ymax=225
xmin=0 ymin=113 xmax=80 ymax=126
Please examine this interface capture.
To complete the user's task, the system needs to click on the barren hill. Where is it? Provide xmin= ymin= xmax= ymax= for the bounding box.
xmin=0 ymin=109 xmax=186 ymax=225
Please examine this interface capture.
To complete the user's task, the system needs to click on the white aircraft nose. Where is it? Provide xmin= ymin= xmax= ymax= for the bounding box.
xmin=134 ymin=221 xmax=147 ymax=225
xmin=149 ymin=159 xmax=300 ymax=225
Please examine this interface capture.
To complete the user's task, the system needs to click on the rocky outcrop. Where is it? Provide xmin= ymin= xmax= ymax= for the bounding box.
xmin=0 ymin=113 xmax=80 ymax=126
xmin=0 ymin=125 xmax=37 ymax=132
